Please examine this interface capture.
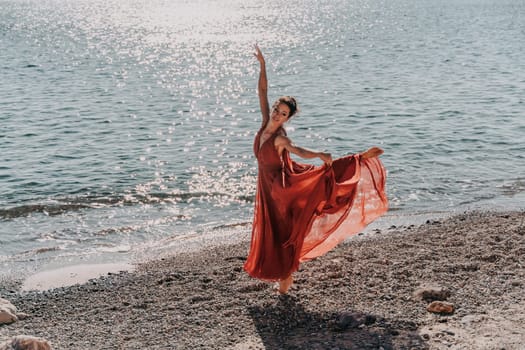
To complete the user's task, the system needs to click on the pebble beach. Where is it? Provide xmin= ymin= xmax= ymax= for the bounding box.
xmin=1 ymin=210 xmax=524 ymax=349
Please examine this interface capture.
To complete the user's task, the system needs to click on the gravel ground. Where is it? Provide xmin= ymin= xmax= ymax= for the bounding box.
xmin=1 ymin=211 xmax=524 ymax=349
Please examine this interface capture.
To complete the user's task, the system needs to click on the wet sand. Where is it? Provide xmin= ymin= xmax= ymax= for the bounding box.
xmin=1 ymin=211 xmax=524 ymax=349
xmin=20 ymin=263 xmax=135 ymax=292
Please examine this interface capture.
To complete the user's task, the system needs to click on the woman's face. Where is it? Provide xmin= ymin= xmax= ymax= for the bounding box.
xmin=271 ymin=103 xmax=291 ymax=125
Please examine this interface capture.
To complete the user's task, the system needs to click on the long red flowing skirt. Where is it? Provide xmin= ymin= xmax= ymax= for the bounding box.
xmin=244 ymin=131 xmax=388 ymax=281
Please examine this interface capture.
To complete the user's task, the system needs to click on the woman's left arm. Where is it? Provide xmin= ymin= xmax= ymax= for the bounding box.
xmin=276 ymin=135 xmax=332 ymax=166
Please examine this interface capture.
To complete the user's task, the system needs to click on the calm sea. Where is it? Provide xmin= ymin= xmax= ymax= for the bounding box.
xmin=1 ymin=0 xmax=524 ymax=279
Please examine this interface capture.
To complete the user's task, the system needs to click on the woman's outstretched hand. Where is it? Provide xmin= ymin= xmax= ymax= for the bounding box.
xmin=319 ymin=152 xmax=333 ymax=166
xmin=361 ymin=147 xmax=384 ymax=159
xmin=253 ymin=44 xmax=265 ymax=64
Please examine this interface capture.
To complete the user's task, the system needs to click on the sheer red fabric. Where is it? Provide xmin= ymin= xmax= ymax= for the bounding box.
xmin=244 ymin=128 xmax=388 ymax=281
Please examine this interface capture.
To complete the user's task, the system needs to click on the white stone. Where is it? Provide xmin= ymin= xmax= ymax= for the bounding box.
xmin=0 ymin=298 xmax=18 ymax=325
xmin=0 ymin=298 xmax=17 ymax=314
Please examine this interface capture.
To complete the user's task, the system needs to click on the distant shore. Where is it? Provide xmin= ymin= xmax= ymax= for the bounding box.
xmin=1 ymin=210 xmax=524 ymax=349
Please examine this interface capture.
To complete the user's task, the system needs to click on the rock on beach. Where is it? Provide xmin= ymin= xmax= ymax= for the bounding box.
xmin=413 ymin=285 xmax=450 ymax=302
xmin=0 ymin=335 xmax=51 ymax=350
xmin=0 ymin=299 xmax=18 ymax=325
xmin=427 ymin=301 xmax=455 ymax=314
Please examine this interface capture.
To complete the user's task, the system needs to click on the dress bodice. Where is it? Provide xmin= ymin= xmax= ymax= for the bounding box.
xmin=254 ymin=129 xmax=283 ymax=171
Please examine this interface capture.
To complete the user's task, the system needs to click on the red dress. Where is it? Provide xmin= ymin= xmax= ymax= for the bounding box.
xmin=244 ymin=127 xmax=388 ymax=281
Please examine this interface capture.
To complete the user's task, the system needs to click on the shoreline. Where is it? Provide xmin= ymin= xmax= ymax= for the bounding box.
xmin=1 ymin=210 xmax=524 ymax=349
xmin=2 ymin=197 xmax=522 ymax=292
xmin=1 ymin=209 xmax=455 ymax=293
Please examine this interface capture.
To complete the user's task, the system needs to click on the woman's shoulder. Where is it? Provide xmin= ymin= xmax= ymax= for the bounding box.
xmin=274 ymin=130 xmax=291 ymax=146
xmin=277 ymin=127 xmax=287 ymax=136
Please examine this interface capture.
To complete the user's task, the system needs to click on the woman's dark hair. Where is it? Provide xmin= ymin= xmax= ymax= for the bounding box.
xmin=274 ymin=96 xmax=299 ymax=118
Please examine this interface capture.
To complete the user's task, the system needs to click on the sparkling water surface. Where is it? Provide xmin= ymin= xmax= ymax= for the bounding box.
xmin=1 ymin=0 xmax=524 ymax=278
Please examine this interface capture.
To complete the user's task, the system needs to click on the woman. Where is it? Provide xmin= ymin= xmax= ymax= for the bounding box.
xmin=244 ymin=45 xmax=388 ymax=294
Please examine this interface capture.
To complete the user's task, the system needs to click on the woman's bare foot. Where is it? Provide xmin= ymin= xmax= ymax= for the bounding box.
xmin=278 ymin=275 xmax=293 ymax=294
xmin=361 ymin=147 xmax=384 ymax=159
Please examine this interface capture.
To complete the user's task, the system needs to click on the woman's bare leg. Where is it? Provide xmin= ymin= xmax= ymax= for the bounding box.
xmin=278 ymin=274 xmax=293 ymax=294
xmin=361 ymin=147 xmax=384 ymax=159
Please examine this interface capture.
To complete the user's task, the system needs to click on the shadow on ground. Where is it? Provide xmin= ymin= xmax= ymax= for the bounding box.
xmin=249 ymin=295 xmax=428 ymax=350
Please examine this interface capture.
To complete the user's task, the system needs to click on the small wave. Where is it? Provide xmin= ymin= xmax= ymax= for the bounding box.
xmin=94 ymin=226 xmax=137 ymax=236
xmin=93 ymin=215 xmax=187 ymax=236
xmin=31 ymin=246 xmax=62 ymax=254
xmin=0 ymin=203 xmax=93 ymax=219
xmin=0 ymin=192 xmax=254 ymax=220
xmin=0 ymin=245 xmax=64 ymax=263
xmin=499 ymin=179 xmax=525 ymax=197
xmin=212 ymin=221 xmax=251 ymax=230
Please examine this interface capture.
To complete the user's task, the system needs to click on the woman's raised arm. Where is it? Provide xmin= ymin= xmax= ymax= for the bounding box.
xmin=254 ymin=44 xmax=270 ymax=128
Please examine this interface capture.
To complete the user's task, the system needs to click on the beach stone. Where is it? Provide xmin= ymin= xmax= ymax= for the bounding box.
xmin=237 ymin=282 xmax=268 ymax=293
xmin=0 ymin=298 xmax=18 ymax=325
xmin=0 ymin=336 xmax=51 ymax=350
xmin=427 ymin=301 xmax=455 ymax=314
xmin=330 ymin=312 xmax=375 ymax=331
xmin=414 ymin=285 xmax=450 ymax=302
xmin=15 ymin=313 xmax=29 ymax=321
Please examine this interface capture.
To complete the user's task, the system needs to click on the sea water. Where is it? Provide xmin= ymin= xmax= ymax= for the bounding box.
xmin=1 ymin=0 xmax=524 ymax=279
